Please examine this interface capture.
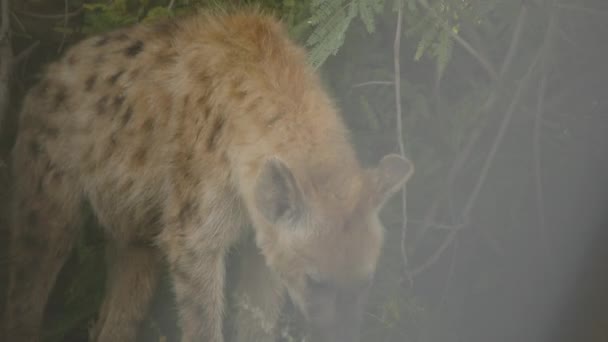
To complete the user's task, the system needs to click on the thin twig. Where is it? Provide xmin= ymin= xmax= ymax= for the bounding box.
xmin=415 ymin=0 xmax=497 ymax=80
xmin=411 ymin=25 xmax=547 ymax=278
xmin=393 ymin=5 xmax=409 ymax=274
xmin=351 ymin=80 xmax=394 ymax=88
xmin=10 ymin=11 xmax=25 ymax=34
xmin=411 ymin=229 xmax=457 ymax=276
xmin=409 ymin=219 xmax=465 ymax=231
xmin=57 ymin=0 xmax=69 ymax=53
xmin=13 ymin=40 xmax=39 ymax=65
xmin=534 ymin=6 xmax=557 ymax=263
xmin=534 ymin=72 xmax=547 ymax=259
xmin=499 ymin=4 xmax=528 ymax=78
xmin=168 ymin=0 xmax=177 ymax=11
xmin=463 ymin=52 xmax=541 ymax=219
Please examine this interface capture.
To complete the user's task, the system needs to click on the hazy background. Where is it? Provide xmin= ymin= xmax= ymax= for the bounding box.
xmin=1 ymin=0 xmax=607 ymax=341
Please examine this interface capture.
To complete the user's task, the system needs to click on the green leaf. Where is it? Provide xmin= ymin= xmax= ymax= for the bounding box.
xmin=306 ymin=0 xmax=357 ymax=68
xmin=144 ymin=6 xmax=173 ymax=22
xmin=435 ymin=27 xmax=453 ymax=79
xmin=359 ymin=0 xmax=384 ymax=33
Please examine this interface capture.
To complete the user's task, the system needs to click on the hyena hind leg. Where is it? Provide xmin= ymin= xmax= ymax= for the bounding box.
xmin=89 ymin=241 xmax=161 ymax=342
xmin=3 ymin=137 xmax=85 ymax=342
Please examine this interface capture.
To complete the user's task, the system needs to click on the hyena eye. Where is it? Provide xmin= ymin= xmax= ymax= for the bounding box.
xmin=306 ymin=274 xmax=331 ymax=291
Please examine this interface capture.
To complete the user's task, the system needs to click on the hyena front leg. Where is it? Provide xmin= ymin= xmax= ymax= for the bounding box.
xmin=3 ymin=135 xmax=84 ymax=342
xmin=230 ymin=236 xmax=285 ymax=342
xmin=89 ymin=242 xmax=161 ymax=342
xmin=160 ymin=197 xmax=234 ymax=342
xmin=166 ymin=244 xmax=227 ymax=342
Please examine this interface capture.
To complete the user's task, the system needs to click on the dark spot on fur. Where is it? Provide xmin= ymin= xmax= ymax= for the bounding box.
xmin=234 ymin=89 xmax=247 ymax=100
xmin=96 ymin=95 xmax=109 ymax=115
xmin=153 ymin=20 xmax=179 ymax=36
xmin=13 ymin=268 xmax=31 ymax=292
xmin=122 ymin=106 xmax=133 ymax=126
xmin=28 ymin=140 xmax=42 ymax=157
xmin=130 ymin=238 xmax=153 ymax=250
xmin=142 ymin=118 xmax=154 ymax=132
xmin=266 ymin=113 xmax=284 ymax=126
xmin=94 ymin=36 xmax=110 ymax=47
xmin=36 ymin=179 xmax=44 ymax=193
xmin=53 ymin=88 xmax=67 ymax=110
xmin=206 ymin=117 xmax=225 ymax=150
xmin=176 ymin=199 xmax=199 ymax=226
xmin=21 ymin=232 xmax=45 ymax=251
xmin=114 ymin=95 xmax=125 ymax=108
xmin=146 ymin=209 xmax=163 ymax=230
xmin=115 ymin=33 xmax=129 ymax=41
xmin=108 ymin=69 xmax=125 ymax=84
xmin=200 ymin=101 xmax=212 ymax=121
xmin=50 ymin=170 xmax=64 ymax=184
xmin=102 ymin=134 xmax=118 ymax=161
xmin=34 ymin=80 xmax=50 ymax=97
xmin=95 ymin=54 xmax=106 ymax=64
xmin=26 ymin=211 xmax=38 ymax=227
xmin=125 ymin=40 xmax=144 ymax=57
xmin=67 ymin=54 xmax=77 ymax=65
xmin=130 ymin=68 xmax=140 ymax=80
xmin=131 ymin=146 xmax=148 ymax=166
xmin=121 ymin=179 xmax=134 ymax=192
xmin=156 ymin=52 xmax=174 ymax=65
xmin=41 ymin=125 xmax=59 ymax=139
xmin=85 ymin=75 xmax=97 ymax=91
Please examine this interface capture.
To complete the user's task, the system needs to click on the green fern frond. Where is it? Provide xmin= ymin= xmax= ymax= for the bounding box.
xmin=307 ymin=0 xmax=357 ymax=68
xmin=414 ymin=25 xmax=436 ymax=61
xmin=359 ymin=0 xmax=384 ymax=33
xmin=435 ymin=27 xmax=453 ymax=78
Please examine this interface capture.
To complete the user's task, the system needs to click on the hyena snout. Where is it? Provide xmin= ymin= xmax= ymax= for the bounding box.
xmin=305 ymin=286 xmax=368 ymax=342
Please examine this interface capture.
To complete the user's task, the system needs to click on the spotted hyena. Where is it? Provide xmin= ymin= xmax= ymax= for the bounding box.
xmin=2 ymin=8 xmax=413 ymax=342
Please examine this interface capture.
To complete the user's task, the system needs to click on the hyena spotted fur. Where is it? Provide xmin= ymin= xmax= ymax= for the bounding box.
xmin=2 ymin=8 xmax=413 ymax=342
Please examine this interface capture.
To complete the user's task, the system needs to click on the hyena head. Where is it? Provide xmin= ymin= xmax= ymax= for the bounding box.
xmin=253 ymin=154 xmax=413 ymax=342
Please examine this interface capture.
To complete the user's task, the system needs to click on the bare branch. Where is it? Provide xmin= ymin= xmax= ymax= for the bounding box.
xmin=351 ymin=80 xmax=393 ymax=88
xmin=499 ymin=4 xmax=528 ymax=78
xmin=534 ymin=5 xmax=558 ymax=263
xmin=410 ymin=8 xmax=552 ymax=277
xmin=393 ymin=5 xmax=410 ymax=274
xmin=411 ymin=229 xmax=458 ymax=277
xmin=534 ymin=71 xmax=548 ymax=256
xmin=462 ymin=52 xmax=541 ymax=219
xmin=409 ymin=219 xmax=465 ymax=231
xmin=13 ymin=40 xmax=39 ymax=65
xmin=168 ymin=0 xmax=177 ymax=11
xmin=57 ymin=0 xmax=69 ymax=52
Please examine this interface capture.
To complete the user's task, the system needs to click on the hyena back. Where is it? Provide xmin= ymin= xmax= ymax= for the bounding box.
xmin=2 ymin=8 xmax=413 ymax=342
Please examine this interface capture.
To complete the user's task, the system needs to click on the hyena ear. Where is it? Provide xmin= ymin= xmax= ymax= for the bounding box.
xmin=372 ymin=154 xmax=414 ymax=207
xmin=254 ymin=157 xmax=306 ymax=224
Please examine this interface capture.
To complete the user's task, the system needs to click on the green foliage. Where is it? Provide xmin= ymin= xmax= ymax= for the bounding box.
xmin=305 ymin=0 xmax=388 ymax=68
xmin=82 ymin=2 xmax=139 ymax=34
xmin=306 ymin=0 xmax=357 ymax=68
xmin=305 ymin=0 xmax=496 ymax=76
